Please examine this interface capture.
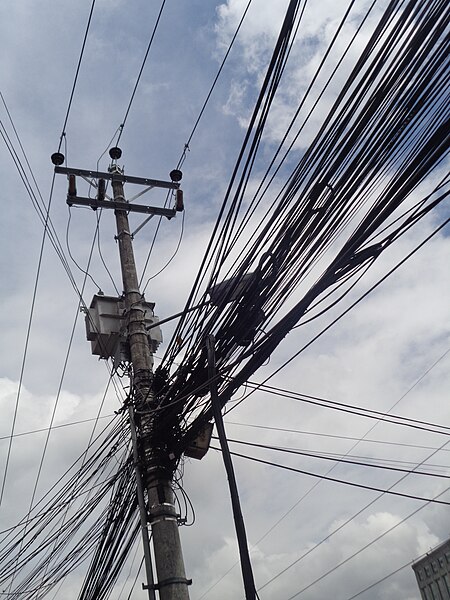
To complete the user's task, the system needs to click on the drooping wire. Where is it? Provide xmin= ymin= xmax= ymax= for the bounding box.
xmin=94 ymin=125 xmax=123 ymax=296
xmin=142 ymin=210 xmax=185 ymax=293
xmin=66 ymin=207 xmax=103 ymax=292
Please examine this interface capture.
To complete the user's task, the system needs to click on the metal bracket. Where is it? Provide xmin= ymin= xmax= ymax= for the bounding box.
xmin=143 ymin=577 xmax=192 ymax=591
xmin=131 ymin=214 xmax=156 ymax=237
xmin=148 ymin=502 xmax=177 ymax=525
xmin=55 ymin=165 xmax=179 ymax=190
xmin=128 ymin=185 xmax=157 ymax=202
xmin=114 ymin=229 xmax=132 ymax=240
xmin=66 ymin=195 xmax=176 ymax=218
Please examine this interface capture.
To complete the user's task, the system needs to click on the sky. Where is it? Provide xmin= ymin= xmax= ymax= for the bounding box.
xmin=0 ymin=1 xmax=449 ymax=599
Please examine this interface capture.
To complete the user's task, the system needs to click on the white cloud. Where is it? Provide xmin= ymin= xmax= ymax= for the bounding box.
xmin=0 ymin=1 xmax=448 ymax=599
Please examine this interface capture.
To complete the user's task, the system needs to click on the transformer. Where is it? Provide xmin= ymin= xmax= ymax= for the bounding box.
xmin=85 ymin=294 xmax=162 ymax=366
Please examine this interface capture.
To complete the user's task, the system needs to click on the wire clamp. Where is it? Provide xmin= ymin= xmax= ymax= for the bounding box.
xmin=114 ymin=229 xmax=132 ymax=240
xmin=143 ymin=577 xmax=192 ymax=591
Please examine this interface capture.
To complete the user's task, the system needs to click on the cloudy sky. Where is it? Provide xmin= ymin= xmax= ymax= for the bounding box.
xmin=0 ymin=1 xmax=449 ymax=599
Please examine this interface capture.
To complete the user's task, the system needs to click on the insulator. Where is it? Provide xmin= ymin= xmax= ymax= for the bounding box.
xmin=175 ymin=189 xmax=184 ymax=212
xmin=109 ymin=146 xmax=122 ymax=160
xmin=51 ymin=152 xmax=65 ymax=166
xmin=97 ymin=178 xmax=106 ymax=201
xmin=170 ymin=169 xmax=183 ymax=182
xmin=68 ymin=174 xmax=77 ymax=197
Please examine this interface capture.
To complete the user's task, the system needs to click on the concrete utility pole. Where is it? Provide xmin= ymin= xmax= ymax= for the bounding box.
xmin=52 ymin=149 xmax=189 ymax=599
xmin=110 ymin=165 xmax=191 ymax=600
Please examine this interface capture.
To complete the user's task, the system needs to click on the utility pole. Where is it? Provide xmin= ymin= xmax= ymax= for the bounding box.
xmin=110 ymin=164 xmax=190 ymax=600
xmin=52 ymin=150 xmax=190 ymax=600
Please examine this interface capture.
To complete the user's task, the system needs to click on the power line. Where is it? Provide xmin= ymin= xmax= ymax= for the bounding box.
xmin=166 ymin=7 xmax=448 ymax=450
xmin=0 ymin=173 xmax=58 ymax=508
xmin=225 ymin=421 xmax=450 ymax=454
xmin=0 ymin=95 xmax=81 ymax=297
xmin=254 ymin=435 xmax=450 ymax=597
xmin=125 ymin=556 xmax=145 ymax=600
xmin=0 ymin=414 xmax=114 ymax=442
xmin=66 ymin=206 xmax=105 ymax=287
xmin=176 ymin=0 xmax=255 ymax=170
xmin=58 ymin=0 xmax=97 ymax=150
xmin=116 ymin=0 xmax=167 ymax=145
xmin=224 ymin=218 xmax=450 ymax=421
xmin=219 ymin=437 xmax=450 ymax=478
xmin=282 ymin=482 xmax=450 ymax=600
xmin=141 ymin=210 xmax=185 ymax=294
xmin=138 ymin=0 xmax=255 ymax=288
xmin=0 ymin=416 xmax=132 ymax=597
xmin=0 ymin=18 xmax=130 ymax=516
xmin=240 ymin=380 xmax=450 ymax=436
xmin=344 ymin=558 xmax=413 ymax=599
xmin=217 ymin=448 xmax=450 ymax=506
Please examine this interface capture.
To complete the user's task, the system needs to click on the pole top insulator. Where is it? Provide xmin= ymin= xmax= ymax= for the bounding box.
xmin=170 ymin=169 xmax=182 ymax=182
xmin=51 ymin=152 xmax=65 ymax=166
xmin=109 ymin=146 xmax=122 ymax=160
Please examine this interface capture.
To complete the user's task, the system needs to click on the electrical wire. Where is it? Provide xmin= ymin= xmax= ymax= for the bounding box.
xmin=282 ymin=483 xmax=450 ymax=599
xmin=214 ymin=448 xmax=450 ymax=506
xmin=253 ymin=438 xmax=450 ymax=597
xmin=150 ymin=0 xmax=450 ymax=465
xmin=224 ymin=217 xmax=450 ymax=420
xmin=66 ymin=207 xmax=103 ymax=291
xmin=6 ymin=103 xmax=135 ymax=584
xmin=137 ymin=0 xmax=254 ymax=287
xmin=0 ymin=416 xmax=132 ymax=598
xmin=344 ymin=558 xmax=413 ymax=599
xmin=115 ymin=0 xmax=167 ymax=146
xmin=96 ymin=210 xmax=121 ymax=296
xmin=219 ymin=437 xmax=450 ymax=478
xmin=142 ymin=210 xmax=185 ymax=293
xmin=225 ymin=421 xmax=450 ymax=455
xmin=198 ymin=338 xmax=450 ymax=599
xmin=4 ymin=0 xmax=449 ymax=596
xmin=0 ymin=414 xmax=114 ymax=442
xmin=57 ymin=0 xmax=97 ymax=151
xmin=0 ymin=173 xmax=58 ymax=508
xmin=0 ymin=1 xmax=129 ymax=513
xmin=115 ymin=537 xmax=141 ymax=600
xmin=241 ymin=381 xmax=450 ymax=436
xmin=34 ymin=374 xmax=126 ymax=594
xmin=125 ymin=556 xmax=144 ymax=600
xmin=176 ymin=0 xmax=255 ymax=170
